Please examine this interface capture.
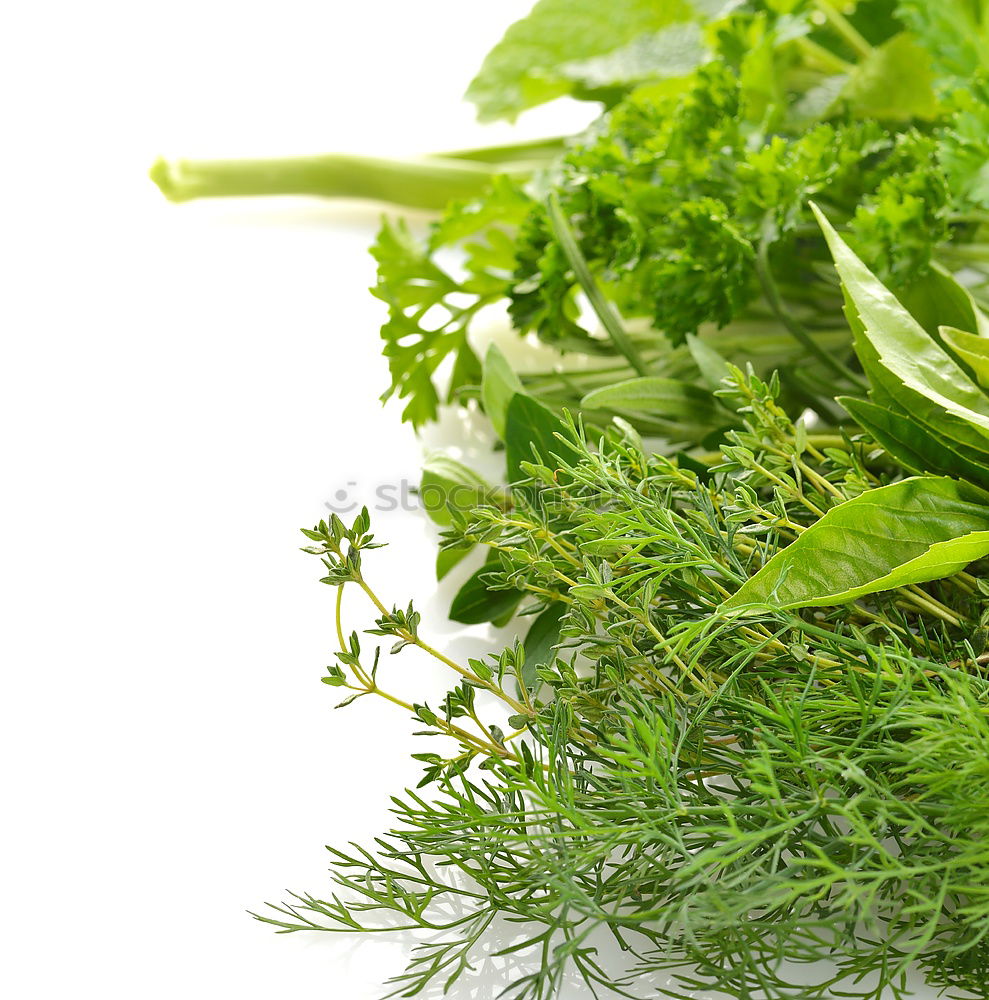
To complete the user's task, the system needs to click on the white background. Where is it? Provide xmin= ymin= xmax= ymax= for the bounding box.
xmin=1 ymin=2 xmax=601 ymax=998
xmin=0 ymin=3 xmax=944 ymax=999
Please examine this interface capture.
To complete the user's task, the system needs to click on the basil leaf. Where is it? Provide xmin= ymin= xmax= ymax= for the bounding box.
xmin=895 ymin=264 xmax=989 ymax=341
xmin=723 ymin=477 xmax=989 ymax=614
xmin=436 ymin=543 xmax=474 ymax=581
xmin=519 ymin=603 xmax=565 ymax=693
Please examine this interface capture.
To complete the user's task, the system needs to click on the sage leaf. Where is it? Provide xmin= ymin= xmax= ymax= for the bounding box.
xmin=420 ymin=454 xmax=497 ymax=527
xmin=481 ymin=343 xmax=525 ymax=439
xmin=505 ymin=392 xmax=576 ymax=484
xmin=722 ymin=477 xmax=989 ymax=613
xmin=581 ymin=376 xmax=717 ymax=420
xmin=580 ymin=376 xmax=728 ymax=442
xmin=686 ymin=333 xmax=732 ymax=390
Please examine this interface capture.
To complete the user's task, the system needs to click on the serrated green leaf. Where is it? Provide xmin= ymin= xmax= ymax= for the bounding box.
xmin=373 ymin=218 xmax=481 ymax=428
xmin=897 ymin=0 xmax=989 ymax=80
xmin=938 ymin=78 xmax=989 ymax=210
xmin=723 ymin=477 xmax=989 ymax=613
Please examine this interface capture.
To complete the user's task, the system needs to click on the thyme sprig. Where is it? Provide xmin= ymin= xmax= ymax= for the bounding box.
xmin=260 ymin=370 xmax=989 ymax=998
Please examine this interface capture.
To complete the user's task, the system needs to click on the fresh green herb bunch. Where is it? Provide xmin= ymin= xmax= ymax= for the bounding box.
xmin=263 ymin=659 xmax=989 ymax=999
xmin=454 ymin=367 xmax=985 ymax=653
xmin=263 ymin=222 xmax=989 ymax=1000
xmin=150 ymin=2 xmax=989 ymax=996
xmin=261 ymin=369 xmax=989 ymax=998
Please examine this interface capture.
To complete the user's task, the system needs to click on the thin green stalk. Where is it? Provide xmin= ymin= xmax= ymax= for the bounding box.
xmin=755 ymin=239 xmax=867 ymax=389
xmin=793 ymin=35 xmax=856 ymax=75
xmin=546 ymin=192 xmax=648 ymax=377
xmin=333 ymin=583 xmax=514 ymax=759
xmin=812 ymin=0 xmax=874 ymax=60
xmin=438 ymin=136 xmax=565 ymax=165
xmin=899 ymin=586 xmax=966 ymax=628
xmin=936 ymin=245 xmax=989 ymax=265
xmin=806 ymin=434 xmax=848 ymax=451
xmin=349 ymin=566 xmax=533 ymax=717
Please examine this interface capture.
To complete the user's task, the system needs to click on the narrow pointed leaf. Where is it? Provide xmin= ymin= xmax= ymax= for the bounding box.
xmin=581 ymin=376 xmax=721 ymax=428
xmin=813 ymin=204 xmax=989 ymax=450
xmin=686 ymin=333 xmax=732 ymax=390
xmin=840 ymin=395 xmax=989 ymax=488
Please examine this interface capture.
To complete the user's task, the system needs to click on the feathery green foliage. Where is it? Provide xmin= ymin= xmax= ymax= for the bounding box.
xmin=264 ymin=368 xmax=989 ymax=998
